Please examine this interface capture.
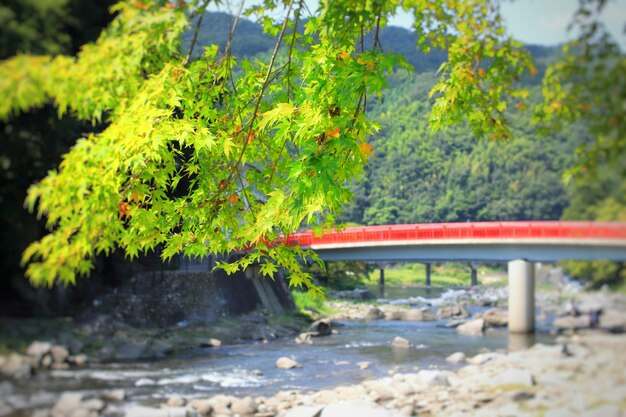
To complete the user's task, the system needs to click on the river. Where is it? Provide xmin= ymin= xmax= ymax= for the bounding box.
xmin=5 ymin=286 xmax=555 ymax=413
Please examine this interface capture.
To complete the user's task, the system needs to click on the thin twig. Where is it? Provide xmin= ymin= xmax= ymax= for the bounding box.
xmin=184 ymin=0 xmax=211 ymax=67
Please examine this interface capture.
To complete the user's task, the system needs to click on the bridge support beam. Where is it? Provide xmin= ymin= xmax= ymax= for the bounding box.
xmin=470 ymin=262 xmax=479 ymax=286
xmin=425 ymin=263 xmax=431 ymax=286
xmin=508 ymin=259 xmax=535 ymax=334
xmin=379 ymin=266 xmax=385 ymax=297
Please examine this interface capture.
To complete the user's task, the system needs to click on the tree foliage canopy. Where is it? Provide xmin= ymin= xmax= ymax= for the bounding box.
xmin=0 ymin=0 xmax=621 ymax=293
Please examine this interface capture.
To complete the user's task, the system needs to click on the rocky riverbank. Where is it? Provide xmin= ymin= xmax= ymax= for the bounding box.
xmin=9 ymin=330 xmax=624 ymax=417
xmin=2 ymin=282 xmax=626 ymax=417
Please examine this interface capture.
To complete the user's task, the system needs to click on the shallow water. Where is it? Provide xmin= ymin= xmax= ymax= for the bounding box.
xmin=6 ymin=286 xmax=554 ymax=409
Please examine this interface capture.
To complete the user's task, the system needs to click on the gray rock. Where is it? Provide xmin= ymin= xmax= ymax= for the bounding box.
xmin=278 ymin=405 xmax=323 ymax=417
xmin=166 ymin=396 xmax=186 ymax=407
xmin=358 ymin=361 xmax=371 ymax=370
xmin=199 ymin=338 xmax=222 ymax=348
xmin=307 ymin=319 xmax=332 ymax=337
xmin=391 ymin=337 xmax=410 ymax=349
xmin=482 ymin=308 xmax=508 ymax=327
xmin=321 ymin=403 xmax=400 ymax=417
xmin=52 ymin=392 xmax=84 ymax=416
xmin=114 ymin=343 xmax=146 ymax=360
xmin=1 ymin=353 xmax=33 ymax=379
xmin=553 ymin=315 xmax=592 ymax=331
xmin=403 ymin=309 xmax=436 ymax=321
xmin=125 ymin=406 xmax=197 ymax=417
xmin=599 ymin=309 xmax=626 ymax=332
xmin=436 ymin=305 xmax=470 ymax=319
xmin=31 ymin=410 xmax=51 ymax=417
xmin=276 ymin=357 xmax=300 ymax=369
xmin=81 ymin=398 xmax=105 ymax=411
xmin=188 ymin=399 xmax=212 ymax=415
xmin=230 ymin=396 xmax=257 ymax=415
xmin=416 ymin=370 xmax=449 ymax=387
xmin=50 ymin=345 xmax=70 ymax=364
xmin=385 ymin=311 xmax=405 ymax=321
xmin=444 ymin=319 xmax=467 ymax=328
xmin=364 ymin=307 xmax=384 ymax=320
xmin=68 ymin=354 xmax=88 ymax=366
xmin=491 ymin=369 xmax=535 ymax=387
xmin=41 ymin=354 xmax=53 ymax=368
xmin=580 ymin=405 xmax=620 ymax=417
xmin=101 ymin=389 xmax=126 ymax=401
xmin=295 ymin=333 xmax=313 ymax=344
xmin=446 ymin=352 xmax=466 ymax=363
xmin=26 ymin=341 xmax=52 ymax=362
xmin=457 ymin=319 xmax=485 ymax=335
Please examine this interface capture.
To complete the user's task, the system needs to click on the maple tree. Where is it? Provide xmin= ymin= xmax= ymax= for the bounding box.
xmin=0 ymin=0 xmax=619 ymax=294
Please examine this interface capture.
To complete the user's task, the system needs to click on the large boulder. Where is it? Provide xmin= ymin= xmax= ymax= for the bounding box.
xmin=436 ymin=305 xmax=470 ymax=319
xmin=403 ymin=309 xmax=436 ymax=321
xmin=391 ymin=337 xmax=411 ymax=349
xmin=230 ymin=396 xmax=257 ymax=415
xmin=482 ymin=308 xmax=508 ymax=327
xmin=1 ymin=354 xmax=32 ymax=379
xmin=364 ymin=307 xmax=384 ymax=321
xmin=553 ymin=315 xmax=592 ymax=331
xmin=276 ymin=357 xmax=301 ymax=369
xmin=307 ymin=319 xmax=332 ymax=337
xmin=416 ymin=370 xmax=450 ymax=387
xmin=26 ymin=341 xmax=52 ymax=363
xmin=599 ymin=309 xmax=626 ymax=332
xmin=457 ymin=319 xmax=486 ymax=336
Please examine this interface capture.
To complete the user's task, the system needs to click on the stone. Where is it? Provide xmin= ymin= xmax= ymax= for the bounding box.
xmin=456 ymin=319 xmax=485 ymax=335
xmin=41 ymin=354 xmax=53 ymax=369
xmin=200 ymin=338 xmax=222 ymax=348
xmin=1 ymin=353 xmax=33 ymax=379
xmin=391 ymin=337 xmax=410 ymax=349
xmin=52 ymin=392 xmax=84 ymax=416
xmin=231 ymin=396 xmax=257 ymax=415
xmin=278 ymin=405 xmax=323 ymax=417
xmin=295 ymin=333 xmax=313 ymax=344
xmin=580 ymin=406 xmax=620 ymax=417
xmin=125 ymin=406 xmax=170 ymax=417
xmin=446 ymin=352 xmax=466 ymax=363
xmin=491 ymin=369 xmax=535 ymax=387
xmin=68 ymin=354 xmax=88 ymax=366
xmin=599 ymin=309 xmax=626 ymax=332
xmin=82 ymin=398 xmax=105 ymax=411
xmin=467 ymin=352 xmax=502 ymax=365
xmin=276 ymin=357 xmax=300 ymax=369
xmin=444 ymin=319 xmax=467 ymax=328
xmin=320 ymin=403 xmax=398 ymax=417
xmin=403 ymin=309 xmax=436 ymax=321
xmin=358 ymin=361 xmax=371 ymax=370
xmin=416 ymin=370 xmax=449 ymax=387
xmin=385 ymin=311 xmax=405 ymax=321
xmin=26 ymin=341 xmax=52 ymax=362
xmin=363 ymin=381 xmax=394 ymax=401
xmin=188 ymin=399 xmax=213 ymax=416
xmin=102 ymin=389 xmax=126 ymax=401
xmin=436 ymin=305 xmax=470 ymax=319
xmin=364 ymin=307 xmax=384 ymax=320
xmin=482 ymin=308 xmax=508 ymax=327
xmin=553 ymin=315 xmax=592 ymax=331
xmin=306 ymin=319 xmax=332 ymax=337
xmin=166 ymin=396 xmax=186 ymax=407
xmin=31 ymin=410 xmax=51 ymax=417
xmin=50 ymin=345 xmax=70 ymax=363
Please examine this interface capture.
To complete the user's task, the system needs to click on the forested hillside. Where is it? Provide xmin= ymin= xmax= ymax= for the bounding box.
xmin=189 ymin=13 xmax=590 ymax=226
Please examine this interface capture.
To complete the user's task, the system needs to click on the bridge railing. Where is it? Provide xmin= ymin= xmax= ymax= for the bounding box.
xmin=284 ymin=221 xmax=626 ymax=247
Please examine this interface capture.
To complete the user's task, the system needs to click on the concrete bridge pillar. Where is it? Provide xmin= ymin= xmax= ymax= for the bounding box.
xmin=508 ymin=259 xmax=535 ymax=333
xmin=469 ymin=262 xmax=480 ymax=286
xmin=425 ymin=263 xmax=431 ymax=286
xmin=379 ymin=266 xmax=385 ymax=297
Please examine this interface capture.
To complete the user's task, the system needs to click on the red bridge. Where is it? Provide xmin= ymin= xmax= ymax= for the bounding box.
xmin=285 ymin=221 xmax=626 ymax=334
xmin=285 ymin=221 xmax=626 ymax=263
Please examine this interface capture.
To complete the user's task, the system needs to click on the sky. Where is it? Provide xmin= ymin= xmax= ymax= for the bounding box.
xmin=214 ymin=0 xmax=626 ymax=48
xmin=388 ymin=0 xmax=626 ymax=48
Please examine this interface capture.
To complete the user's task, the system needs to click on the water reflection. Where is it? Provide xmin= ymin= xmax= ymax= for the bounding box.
xmin=508 ymin=332 xmax=537 ymax=351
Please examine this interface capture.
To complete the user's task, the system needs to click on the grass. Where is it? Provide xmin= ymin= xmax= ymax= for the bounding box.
xmin=367 ymin=262 xmax=507 ymax=287
xmin=291 ymin=290 xmax=332 ymax=315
